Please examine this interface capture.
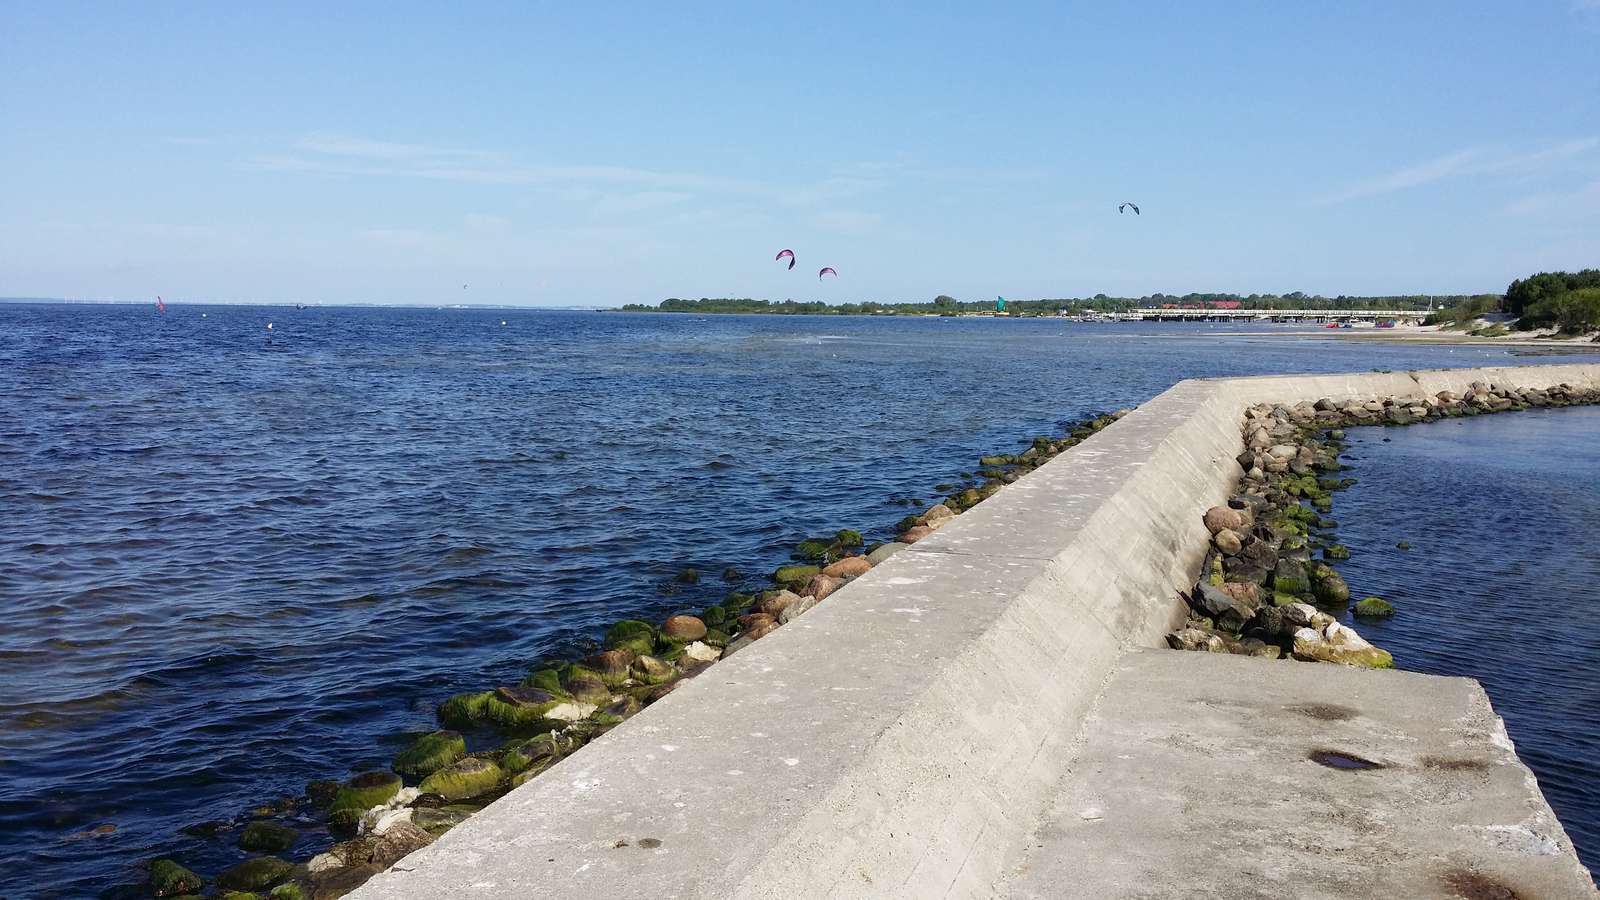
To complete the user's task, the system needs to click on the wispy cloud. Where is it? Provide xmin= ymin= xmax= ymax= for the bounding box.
xmin=1321 ymin=137 xmax=1600 ymax=204
xmin=254 ymin=132 xmax=760 ymax=195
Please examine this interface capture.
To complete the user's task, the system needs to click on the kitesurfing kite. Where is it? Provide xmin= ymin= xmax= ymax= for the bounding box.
xmin=775 ymin=249 xmax=796 ymax=270
xmin=818 ymin=267 xmax=837 ymax=280
xmin=1118 ymin=203 xmax=1141 ymax=215
xmin=156 ymin=296 xmax=166 ymax=314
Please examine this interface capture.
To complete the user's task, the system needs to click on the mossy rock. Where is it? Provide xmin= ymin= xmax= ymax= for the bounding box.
xmin=149 ymin=858 xmax=203 ymax=897
xmin=216 ymin=856 xmax=293 ymax=892
xmin=559 ymin=665 xmax=611 ymax=704
xmin=304 ymin=780 xmax=339 ymax=809
xmin=894 ymin=514 xmax=921 ymax=534
xmin=499 ymin=733 xmax=572 ymax=774
xmin=978 ymin=454 xmax=1012 ymax=466
xmin=1271 ymin=592 xmax=1300 ymax=607
xmin=772 ymin=564 xmax=820 ymax=587
xmin=722 ymin=592 xmax=755 ymax=611
xmin=701 ymin=606 xmax=728 ymax=627
xmin=419 ymin=757 xmax=504 ymax=801
xmin=1353 ymin=596 xmax=1395 ymax=618
xmin=702 ymin=628 xmax=730 ymax=648
xmin=331 ymin=771 xmax=401 ymax=817
xmin=520 ymin=668 xmax=567 ymax=697
xmin=1396 ymin=541 xmax=1411 ymax=551
xmin=482 ymin=687 xmax=564 ymax=730
xmin=238 ymin=820 xmax=298 ymax=853
xmin=675 ymin=568 xmax=699 ymax=584
xmin=721 ymin=566 xmax=741 ymax=581
xmin=393 ymin=730 xmax=466 ymax=779
xmin=1312 ymin=497 xmax=1333 ymax=513
xmin=604 ymin=620 xmax=658 ymax=657
xmin=1207 ymin=554 xmax=1225 ymax=586
xmin=269 ymin=886 xmax=307 ymax=900
xmin=1309 ymin=563 xmax=1351 ymax=604
xmin=438 ymin=691 xmax=493 ymax=728
xmin=834 ymin=529 xmax=863 ymax=548
xmin=220 ymin=893 xmax=263 ymax=900
xmin=1323 ymin=544 xmax=1350 ymax=561
xmin=792 ymin=539 xmax=832 ymax=560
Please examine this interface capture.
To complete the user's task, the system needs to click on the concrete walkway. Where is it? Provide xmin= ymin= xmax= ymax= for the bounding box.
xmin=1002 ymin=650 xmax=1595 ymax=899
xmin=351 ymin=364 xmax=1600 ymax=899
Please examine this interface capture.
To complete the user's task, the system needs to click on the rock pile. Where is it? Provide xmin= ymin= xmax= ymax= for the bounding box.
xmin=1168 ymin=379 xmax=1600 ymax=668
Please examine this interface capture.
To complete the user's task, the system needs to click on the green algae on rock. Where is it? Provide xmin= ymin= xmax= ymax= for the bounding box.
xmin=603 ymin=619 xmax=658 ymax=657
xmin=237 ymin=820 xmax=298 ymax=853
xmin=216 ymin=856 xmax=293 ymax=892
xmin=418 ymin=757 xmax=504 ymax=802
xmin=392 ymin=731 xmax=466 ymax=780
xmin=771 ymin=564 xmax=820 ymax=588
xmin=1353 ymin=596 xmax=1396 ymax=618
xmin=149 ymin=858 xmax=203 ymax=897
xmin=437 ymin=691 xmax=494 ymax=728
xmin=328 ymin=771 xmax=402 ymax=833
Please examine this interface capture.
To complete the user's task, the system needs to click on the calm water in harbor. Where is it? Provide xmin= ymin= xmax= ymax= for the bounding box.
xmin=1329 ymin=406 xmax=1600 ymax=874
xmin=2 ymin=303 xmax=1598 ymax=897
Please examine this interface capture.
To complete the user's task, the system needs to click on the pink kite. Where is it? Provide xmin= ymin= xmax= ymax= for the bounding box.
xmin=774 ymin=249 xmax=796 ymax=270
xmin=818 ymin=267 xmax=837 ymax=279
xmin=156 ymin=296 xmax=166 ymax=314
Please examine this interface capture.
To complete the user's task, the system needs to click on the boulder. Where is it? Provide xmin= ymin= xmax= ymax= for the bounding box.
xmin=920 ymin=504 xmax=956 ymax=526
xmin=629 ymin=655 xmax=677 ymax=685
xmin=821 ymin=556 xmax=871 ymax=578
xmin=1353 ymin=596 xmax=1395 ymax=618
xmin=771 ymin=564 xmax=820 ymax=587
xmin=582 ymin=649 xmax=635 ymax=687
xmin=1166 ymin=628 xmax=1225 ymax=652
xmin=238 ymin=820 xmax=299 ymax=853
xmin=417 ymin=757 xmax=503 ymax=802
xmin=745 ymin=619 xmax=779 ymax=640
xmin=358 ymin=806 xmax=413 ymax=837
xmin=661 ymin=615 xmax=707 ymax=642
xmin=603 ymin=620 xmax=657 ymax=657
xmin=778 ymin=593 xmax=820 ymax=624
xmin=1309 ymin=563 xmax=1351 ymax=604
xmin=866 ymin=542 xmax=909 ymax=565
xmin=682 ymin=640 xmax=721 ymax=663
xmin=148 ymin=858 xmax=203 ymax=897
xmin=329 ymin=772 xmax=401 ymax=833
xmin=1213 ymin=529 xmax=1243 ymax=556
xmin=1267 ymin=443 xmax=1299 ymax=461
xmin=392 ymin=731 xmax=466 ymax=780
xmin=1272 ymin=559 xmax=1310 ymax=596
xmin=900 ymin=525 xmax=935 ymax=544
xmin=1202 ymin=506 xmax=1246 ymax=534
xmin=1280 ymin=602 xmax=1334 ymax=630
xmin=758 ymin=590 xmax=801 ymax=618
xmin=1292 ymin=623 xmax=1394 ymax=668
xmin=217 ymin=857 xmax=293 ymax=892
xmin=560 ymin=667 xmax=611 ymax=704
xmin=1192 ymin=581 xmax=1258 ymax=631
xmin=801 ymin=574 xmax=844 ymax=601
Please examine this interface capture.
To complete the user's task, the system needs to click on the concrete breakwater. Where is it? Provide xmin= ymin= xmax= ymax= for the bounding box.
xmin=349 ymin=364 xmax=1600 ymax=899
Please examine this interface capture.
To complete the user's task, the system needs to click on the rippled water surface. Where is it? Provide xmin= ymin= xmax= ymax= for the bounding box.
xmin=3 ymin=303 xmax=1598 ymax=897
xmin=1329 ymin=406 xmax=1600 ymax=873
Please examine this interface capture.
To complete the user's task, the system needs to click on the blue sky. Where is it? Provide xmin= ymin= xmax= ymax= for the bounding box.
xmin=2 ymin=1 xmax=1598 ymax=306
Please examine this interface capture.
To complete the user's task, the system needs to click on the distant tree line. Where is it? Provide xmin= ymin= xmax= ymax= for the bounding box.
xmin=620 ymin=292 xmax=1471 ymax=316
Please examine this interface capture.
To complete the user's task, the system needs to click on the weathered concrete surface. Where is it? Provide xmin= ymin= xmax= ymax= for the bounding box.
xmin=352 ymin=364 xmax=1600 ymax=899
xmin=1002 ymin=650 xmax=1596 ymax=899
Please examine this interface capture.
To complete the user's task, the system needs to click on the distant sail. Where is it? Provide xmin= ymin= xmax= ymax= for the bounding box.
xmin=156 ymin=296 xmax=166 ymax=314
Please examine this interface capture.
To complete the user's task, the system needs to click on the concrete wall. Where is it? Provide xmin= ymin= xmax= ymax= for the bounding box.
xmin=352 ymin=363 xmax=1600 ymax=900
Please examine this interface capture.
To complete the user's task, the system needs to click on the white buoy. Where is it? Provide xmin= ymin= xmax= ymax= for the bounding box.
xmin=501 ymin=320 xmax=507 ymax=326
xmin=201 ymin=313 xmax=207 ymax=318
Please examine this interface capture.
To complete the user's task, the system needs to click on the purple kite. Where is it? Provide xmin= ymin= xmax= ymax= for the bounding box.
xmin=775 ymin=249 xmax=796 ymax=270
xmin=818 ymin=267 xmax=837 ymax=280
